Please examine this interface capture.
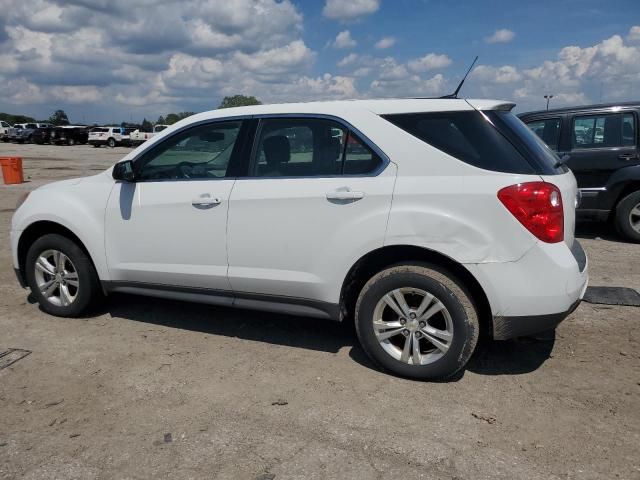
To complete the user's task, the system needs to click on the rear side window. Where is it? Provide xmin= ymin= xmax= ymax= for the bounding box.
xmin=573 ymin=113 xmax=636 ymax=149
xmin=383 ymin=111 xmax=537 ymax=174
xmin=524 ymin=118 xmax=562 ymax=150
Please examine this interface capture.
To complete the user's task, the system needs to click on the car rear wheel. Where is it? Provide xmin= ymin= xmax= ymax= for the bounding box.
xmin=25 ymin=234 xmax=102 ymax=317
xmin=614 ymin=190 xmax=640 ymax=242
xmin=107 ymin=138 xmax=116 ymax=148
xmin=355 ymin=264 xmax=479 ymax=380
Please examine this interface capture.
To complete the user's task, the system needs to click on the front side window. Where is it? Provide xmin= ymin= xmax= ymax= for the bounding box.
xmin=525 ymin=118 xmax=562 ymax=150
xmin=572 ymin=113 xmax=636 ymax=149
xmin=137 ymin=121 xmax=242 ymax=181
xmin=251 ymin=118 xmax=382 ymax=177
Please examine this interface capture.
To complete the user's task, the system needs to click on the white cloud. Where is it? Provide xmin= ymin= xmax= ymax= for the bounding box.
xmin=374 ymin=36 xmax=396 ymax=49
xmin=337 ymin=53 xmax=359 ymax=67
xmin=628 ymin=25 xmax=640 ymax=42
xmin=322 ymin=0 xmax=380 ymax=20
xmin=484 ymin=28 xmax=515 ymax=44
xmin=407 ymin=53 xmax=452 ymax=72
xmin=471 ymin=65 xmax=521 ymax=83
xmin=332 ymin=30 xmax=357 ymax=49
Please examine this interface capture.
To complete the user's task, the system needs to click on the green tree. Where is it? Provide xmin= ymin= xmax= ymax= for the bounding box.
xmin=48 ymin=109 xmax=70 ymax=126
xmin=218 ymin=95 xmax=261 ymax=109
xmin=0 ymin=113 xmax=37 ymax=124
xmin=162 ymin=111 xmax=195 ymax=125
xmin=141 ymin=118 xmax=153 ymax=132
xmin=156 ymin=115 xmax=165 ymax=125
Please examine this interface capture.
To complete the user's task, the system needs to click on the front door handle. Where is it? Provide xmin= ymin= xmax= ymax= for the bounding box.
xmin=326 ymin=189 xmax=365 ymax=201
xmin=192 ymin=195 xmax=221 ymax=207
xmin=618 ymin=153 xmax=639 ymax=161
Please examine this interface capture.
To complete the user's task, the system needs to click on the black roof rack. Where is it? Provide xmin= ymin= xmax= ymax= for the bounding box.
xmin=520 ymin=100 xmax=640 ymax=117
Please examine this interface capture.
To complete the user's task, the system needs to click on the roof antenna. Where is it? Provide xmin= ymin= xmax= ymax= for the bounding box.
xmin=440 ymin=56 xmax=478 ymax=99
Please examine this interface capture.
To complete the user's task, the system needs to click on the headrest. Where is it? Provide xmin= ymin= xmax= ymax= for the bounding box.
xmin=263 ymin=135 xmax=291 ymax=164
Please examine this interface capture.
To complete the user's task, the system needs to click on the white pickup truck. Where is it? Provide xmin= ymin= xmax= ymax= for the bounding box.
xmin=129 ymin=124 xmax=169 ymax=146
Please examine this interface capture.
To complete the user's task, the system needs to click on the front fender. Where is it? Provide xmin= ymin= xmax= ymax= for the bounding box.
xmin=12 ymin=173 xmax=115 ymax=280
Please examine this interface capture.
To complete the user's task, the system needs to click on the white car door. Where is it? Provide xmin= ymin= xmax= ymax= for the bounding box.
xmin=105 ymin=120 xmax=245 ymax=292
xmin=227 ymin=117 xmax=396 ymax=307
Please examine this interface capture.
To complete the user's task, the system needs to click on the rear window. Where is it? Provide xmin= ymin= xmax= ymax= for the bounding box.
xmin=383 ymin=110 xmax=564 ymax=175
xmin=92 ymin=127 xmax=108 ymax=133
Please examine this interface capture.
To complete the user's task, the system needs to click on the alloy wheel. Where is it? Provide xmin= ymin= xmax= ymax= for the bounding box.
xmin=34 ymin=249 xmax=79 ymax=307
xmin=372 ymin=287 xmax=453 ymax=365
xmin=629 ymin=203 xmax=640 ymax=234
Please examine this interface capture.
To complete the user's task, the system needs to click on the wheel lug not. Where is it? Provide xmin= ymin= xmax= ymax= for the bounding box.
xmin=399 ymin=318 xmax=406 ymax=325
xmin=402 ymin=330 xmax=409 ymax=337
xmin=419 ymin=321 xmax=426 ymax=328
xmin=415 ymin=332 xmax=422 ymax=338
xmin=409 ymin=312 xmax=416 ymax=319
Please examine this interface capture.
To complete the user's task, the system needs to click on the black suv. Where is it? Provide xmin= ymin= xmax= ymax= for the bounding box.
xmin=519 ymin=102 xmax=640 ymax=241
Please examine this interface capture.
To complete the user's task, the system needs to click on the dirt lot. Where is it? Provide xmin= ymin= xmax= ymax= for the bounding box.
xmin=1 ymin=143 xmax=639 ymax=480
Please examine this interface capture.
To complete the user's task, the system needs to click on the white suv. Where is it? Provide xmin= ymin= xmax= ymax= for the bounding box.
xmin=88 ymin=127 xmax=132 ymax=148
xmin=10 ymin=99 xmax=588 ymax=379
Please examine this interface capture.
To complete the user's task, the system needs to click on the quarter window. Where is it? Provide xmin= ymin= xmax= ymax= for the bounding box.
xmin=572 ymin=113 xmax=636 ymax=149
xmin=525 ymin=118 xmax=561 ymax=150
xmin=251 ymin=118 xmax=382 ymax=177
xmin=137 ymin=121 xmax=242 ymax=181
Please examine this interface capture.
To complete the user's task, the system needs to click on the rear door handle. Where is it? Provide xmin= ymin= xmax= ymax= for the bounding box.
xmin=326 ymin=190 xmax=365 ymax=201
xmin=192 ymin=195 xmax=221 ymax=207
xmin=618 ymin=153 xmax=639 ymax=161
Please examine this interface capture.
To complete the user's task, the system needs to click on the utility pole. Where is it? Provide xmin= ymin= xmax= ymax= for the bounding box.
xmin=544 ymin=94 xmax=554 ymax=111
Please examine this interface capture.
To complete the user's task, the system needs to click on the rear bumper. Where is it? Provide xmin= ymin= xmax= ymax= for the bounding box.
xmin=492 ymin=298 xmax=582 ymax=340
xmin=466 ymin=239 xmax=588 ymax=339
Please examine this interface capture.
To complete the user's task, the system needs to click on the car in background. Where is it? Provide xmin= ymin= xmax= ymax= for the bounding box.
xmin=8 ymin=123 xmax=52 ymax=143
xmin=32 ymin=126 xmax=53 ymax=144
xmin=519 ymin=102 xmax=640 ymax=242
xmin=88 ymin=127 xmax=133 ymax=148
xmin=51 ymin=126 xmax=89 ymax=146
xmin=129 ymin=124 xmax=170 ymax=146
xmin=0 ymin=120 xmax=12 ymax=141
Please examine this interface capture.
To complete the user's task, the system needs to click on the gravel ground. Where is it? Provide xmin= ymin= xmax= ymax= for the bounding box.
xmin=1 ymin=144 xmax=639 ymax=480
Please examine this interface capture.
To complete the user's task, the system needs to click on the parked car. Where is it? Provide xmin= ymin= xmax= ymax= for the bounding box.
xmin=32 ymin=126 xmax=53 ymax=144
xmin=51 ymin=126 xmax=89 ymax=146
xmin=0 ymin=120 xmax=12 ymax=141
xmin=10 ymin=99 xmax=588 ymax=380
xmin=519 ymin=102 xmax=640 ymax=242
xmin=129 ymin=124 xmax=170 ymax=146
xmin=8 ymin=123 xmax=52 ymax=143
xmin=88 ymin=127 xmax=133 ymax=147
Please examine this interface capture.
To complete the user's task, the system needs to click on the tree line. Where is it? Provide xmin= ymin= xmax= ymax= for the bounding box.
xmin=0 ymin=95 xmax=262 ymax=130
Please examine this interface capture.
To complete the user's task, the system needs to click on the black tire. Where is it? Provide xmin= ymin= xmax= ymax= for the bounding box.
xmin=107 ymin=138 xmax=116 ymax=148
xmin=92 ymin=144 xmax=100 ymax=148
xmin=614 ymin=191 xmax=640 ymax=243
xmin=25 ymin=234 xmax=102 ymax=317
xmin=68 ymin=138 xmax=75 ymax=146
xmin=355 ymin=263 xmax=479 ymax=380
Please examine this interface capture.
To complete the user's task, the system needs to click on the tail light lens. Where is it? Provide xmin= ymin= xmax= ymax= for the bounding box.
xmin=498 ymin=182 xmax=564 ymax=243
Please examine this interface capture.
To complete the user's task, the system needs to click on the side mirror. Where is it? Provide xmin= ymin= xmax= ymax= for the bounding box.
xmin=112 ymin=160 xmax=136 ymax=182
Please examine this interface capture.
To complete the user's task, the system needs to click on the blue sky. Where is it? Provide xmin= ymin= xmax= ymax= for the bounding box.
xmin=1 ymin=0 xmax=639 ymax=123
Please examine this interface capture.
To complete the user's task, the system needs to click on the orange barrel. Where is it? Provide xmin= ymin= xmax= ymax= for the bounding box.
xmin=0 ymin=157 xmax=24 ymax=184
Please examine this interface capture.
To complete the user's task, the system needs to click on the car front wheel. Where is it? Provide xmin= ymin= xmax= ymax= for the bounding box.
xmin=107 ymin=138 xmax=116 ymax=148
xmin=355 ymin=264 xmax=479 ymax=380
xmin=25 ymin=234 xmax=102 ymax=317
xmin=614 ymin=190 xmax=640 ymax=243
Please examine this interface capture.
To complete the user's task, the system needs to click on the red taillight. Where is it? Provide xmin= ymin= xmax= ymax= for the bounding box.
xmin=498 ymin=182 xmax=564 ymax=243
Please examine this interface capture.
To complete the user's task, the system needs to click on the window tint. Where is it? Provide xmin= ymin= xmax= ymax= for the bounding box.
xmin=251 ymin=118 xmax=383 ymax=177
xmin=137 ymin=121 xmax=242 ymax=181
xmin=525 ymin=118 xmax=561 ymax=150
xmin=573 ymin=113 xmax=636 ymax=149
xmin=383 ymin=111 xmax=537 ymax=174
xmin=343 ymin=131 xmax=383 ymax=174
